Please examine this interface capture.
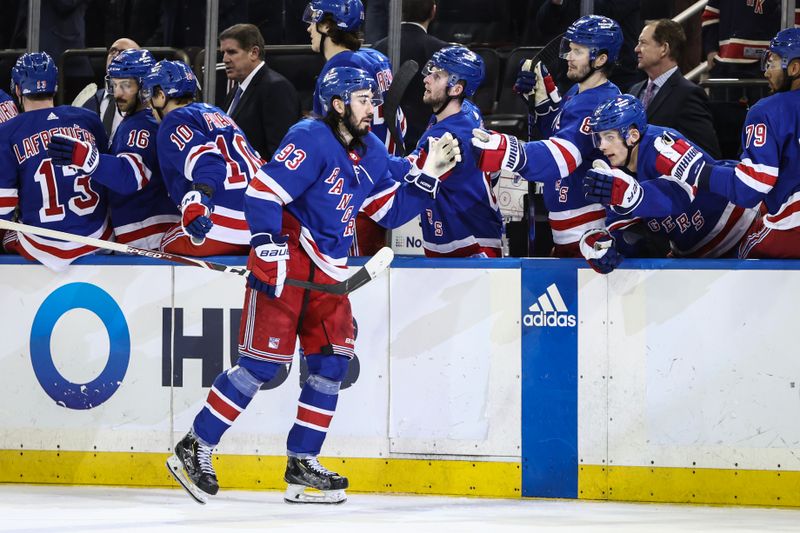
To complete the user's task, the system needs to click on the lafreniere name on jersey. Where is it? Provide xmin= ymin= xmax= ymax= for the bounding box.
xmin=523 ymin=283 xmax=576 ymax=327
xmin=13 ymin=124 xmax=98 ymax=164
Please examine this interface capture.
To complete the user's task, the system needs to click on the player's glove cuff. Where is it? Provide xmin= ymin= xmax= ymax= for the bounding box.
xmin=579 ymin=228 xmax=623 ymax=275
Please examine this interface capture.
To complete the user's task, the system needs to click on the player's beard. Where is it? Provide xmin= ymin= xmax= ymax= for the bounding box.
xmin=566 ymin=61 xmax=592 ymax=82
xmin=116 ymin=97 xmax=137 ymax=115
xmin=423 ymin=86 xmax=446 ymax=109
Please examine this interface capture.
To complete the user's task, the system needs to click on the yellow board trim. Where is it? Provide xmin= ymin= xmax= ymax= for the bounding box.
xmin=0 ymin=450 xmax=521 ymax=498
xmin=580 ymin=464 xmax=800 ymax=507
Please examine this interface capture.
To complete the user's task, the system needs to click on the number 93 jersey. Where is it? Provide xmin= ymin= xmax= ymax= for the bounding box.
xmin=0 ymin=105 xmax=110 ymax=270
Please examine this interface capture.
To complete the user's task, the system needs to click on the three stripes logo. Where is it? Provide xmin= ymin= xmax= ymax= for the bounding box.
xmin=524 ymin=283 xmax=576 ymax=327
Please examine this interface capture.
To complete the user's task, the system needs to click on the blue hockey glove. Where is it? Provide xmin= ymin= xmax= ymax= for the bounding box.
xmin=583 ymin=161 xmax=643 ymax=215
xmin=404 ymin=132 xmax=462 ymax=198
xmin=579 ymin=228 xmax=623 ymax=275
xmin=47 ymin=133 xmax=100 ymax=174
xmin=247 ymin=232 xmax=289 ymax=299
xmin=180 ymin=190 xmax=214 ymax=243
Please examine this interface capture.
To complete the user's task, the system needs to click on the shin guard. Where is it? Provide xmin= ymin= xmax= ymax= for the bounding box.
xmin=286 ymin=374 xmax=341 ymax=457
xmin=192 ymin=363 xmax=266 ymax=446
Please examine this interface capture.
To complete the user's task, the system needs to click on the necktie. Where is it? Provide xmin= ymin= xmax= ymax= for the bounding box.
xmin=641 ymin=81 xmax=656 ymax=109
xmin=228 ymin=86 xmax=243 ymax=116
xmin=101 ymin=93 xmax=116 ymax=137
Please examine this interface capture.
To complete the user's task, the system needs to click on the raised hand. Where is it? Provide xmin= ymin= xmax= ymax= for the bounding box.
xmin=471 ymin=128 xmax=527 ymax=173
xmin=653 ymin=132 xmax=706 ymax=186
xmin=47 ymin=133 xmax=100 ymax=174
xmin=404 ymin=132 xmax=462 ymax=198
xmin=247 ymin=232 xmax=289 ymax=299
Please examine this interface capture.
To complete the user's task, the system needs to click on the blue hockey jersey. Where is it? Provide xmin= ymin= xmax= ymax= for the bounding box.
xmin=157 ymin=103 xmax=264 ymax=246
xmin=102 ymin=109 xmax=179 ymax=248
xmin=0 ymin=90 xmax=18 ymax=124
xmin=395 ymin=100 xmax=503 ymax=256
xmin=313 ymin=49 xmax=406 ymax=156
xmin=704 ymin=90 xmax=800 ymax=231
xmin=519 ymin=81 xmax=621 ymax=247
xmin=245 ymin=118 xmax=433 ymax=281
xmin=606 ymin=125 xmax=756 ymax=257
xmin=0 ymin=105 xmax=110 ymax=270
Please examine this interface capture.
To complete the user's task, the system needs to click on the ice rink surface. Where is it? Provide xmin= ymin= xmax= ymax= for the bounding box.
xmin=2 ymin=485 xmax=800 ymax=533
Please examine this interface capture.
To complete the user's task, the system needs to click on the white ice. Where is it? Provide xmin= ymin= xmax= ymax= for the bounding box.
xmin=0 ymin=485 xmax=798 ymax=533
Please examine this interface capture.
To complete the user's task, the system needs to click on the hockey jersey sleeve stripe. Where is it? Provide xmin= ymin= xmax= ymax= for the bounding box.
xmin=362 ymin=181 xmax=401 ymax=221
xmin=549 ymin=207 xmax=606 ymax=231
xmin=765 ymin=191 xmax=800 ymax=227
xmin=250 ymin=170 xmax=292 ymax=204
xmin=607 ymin=217 xmax=641 ymax=233
xmin=0 ymin=191 xmax=19 ymax=215
xmin=701 ymin=6 xmax=720 ymax=27
xmin=210 ymin=212 xmax=249 ymax=230
xmin=184 ymin=142 xmax=219 ymax=181
xmin=543 ymin=138 xmax=581 ymax=178
xmin=734 ymin=160 xmax=778 ymax=193
xmin=118 ymin=152 xmax=152 ymax=190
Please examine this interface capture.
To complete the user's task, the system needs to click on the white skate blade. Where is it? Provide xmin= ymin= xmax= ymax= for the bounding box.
xmin=166 ymin=454 xmax=208 ymax=505
xmin=284 ymin=484 xmax=347 ymax=504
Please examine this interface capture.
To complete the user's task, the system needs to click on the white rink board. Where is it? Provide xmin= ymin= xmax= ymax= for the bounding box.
xmin=578 ymin=268 xmax=800 ymax=471
xmin=0 ymin=264 xmax=173 ymax=452
xmin=388 ymin=268 xmax=521 ymax=457
xmin=0 ymin=262 xmax=519 ymax=461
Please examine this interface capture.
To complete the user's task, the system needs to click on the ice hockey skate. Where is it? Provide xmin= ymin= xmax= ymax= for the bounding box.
xmin=166 ymin=432 xmax=219 ymax=505
xmin=284 ymin=456 xmax=348 ymax=504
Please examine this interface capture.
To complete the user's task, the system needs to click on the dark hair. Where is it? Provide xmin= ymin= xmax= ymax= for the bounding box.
xmin=647 ymin=19 xmax=686 ymax=63
xmin=219 ymin=23 xmax=266 ymax=60
xmin=402 ymin=0 xmax=435 ymax=23
xmin=320 ymin=14 xmax=362 ymax=51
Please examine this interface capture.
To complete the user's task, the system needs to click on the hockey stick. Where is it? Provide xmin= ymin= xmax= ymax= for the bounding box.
xmin=520 ymin=34 xmax=562 ymax=257
xmin=383 ymin=59 xmax=419 ymax=154
xmin=0 ymin=219 xmax=394 ymax=295
xmin=71 ymin=82 xmax=98 ymax=107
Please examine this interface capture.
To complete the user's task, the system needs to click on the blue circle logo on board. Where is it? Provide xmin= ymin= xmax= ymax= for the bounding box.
xmin=30 ymin=283 xmax=130 ymax=409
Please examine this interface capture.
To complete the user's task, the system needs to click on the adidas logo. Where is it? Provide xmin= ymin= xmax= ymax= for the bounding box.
xmin=47 ymin=112 xmax=58 ymax=120
xmin=523 ymin=283 xmax=576 ymax=327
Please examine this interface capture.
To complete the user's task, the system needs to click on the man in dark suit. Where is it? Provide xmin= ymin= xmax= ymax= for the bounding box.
xmin=630 ymin=19 xmax=721 ymax=158
xmin=374 ymin=0 xmax=447 ymax=152
xmin=219 ymin=23 xmax=300 ymax=161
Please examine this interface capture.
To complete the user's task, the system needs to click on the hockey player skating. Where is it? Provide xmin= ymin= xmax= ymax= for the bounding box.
xmin=140 ymin=60 xmax=263 ymax=256
xmin=166 ymin=66 xmax=461 ymax=504
xmin=471 ymin=15 xmax=623 ymax=256
xmin=648 ymin=27 xmax=800 ymax=258
xmin=578 ymin=94 xmax=757 ymax=273
xmin=47 ymin=49 xmax=180 ymax=249
xmin=0 ymin=52 xmax=111 ymax=271
xmin=390 ymin=45 xmax=503 ymax=257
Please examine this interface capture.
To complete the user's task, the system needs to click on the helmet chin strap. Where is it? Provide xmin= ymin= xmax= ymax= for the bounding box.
xmin=622 ymin=132 xmax=640 ymax=169
xmin=779 ymin=67 xmax=798 ymax=92
xmin=317 ymin=24 xmax=328 ymax=57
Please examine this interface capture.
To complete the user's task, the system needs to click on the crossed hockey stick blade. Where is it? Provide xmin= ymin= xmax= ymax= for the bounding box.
xmin=0 ymin=219 xmax=394 ymax=296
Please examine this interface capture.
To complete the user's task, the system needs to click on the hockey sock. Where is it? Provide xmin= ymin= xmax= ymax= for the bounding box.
xmin=192 ymin=363 xmax=266 ymax=446
xmin=286 ymin=374 xmax=340 ymax=457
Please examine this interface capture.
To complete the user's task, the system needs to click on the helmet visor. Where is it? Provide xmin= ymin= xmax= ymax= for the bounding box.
xmin=302 ymin=4 xmax=323 ymax=24
xmin=761 ymin=50 xmax=782 ymax=72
